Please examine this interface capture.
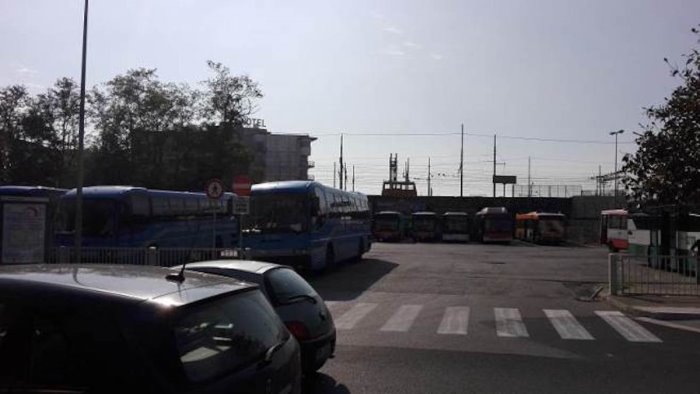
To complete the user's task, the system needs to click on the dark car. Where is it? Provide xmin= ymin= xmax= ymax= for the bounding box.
xmin=0 ymin=264 xmax=301 ymax=394
xmin=177 ymin=260 xmax=336 ymax=374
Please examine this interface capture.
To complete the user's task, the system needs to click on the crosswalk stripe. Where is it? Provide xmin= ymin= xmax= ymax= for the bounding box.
xmin=335 ymin=302 xmax=377 ymax=330
xmin=494 ymin=308 xmax=529 ymax=337
xmin=543 ymin=309 xmax=594 ymax=340
xmin=595 ymin=311 xmax=662 ymax=343
xmin=437 ymin=306 xmax=470 ymax=335
xmin=380 ymin=305 xmax=423 ymax=332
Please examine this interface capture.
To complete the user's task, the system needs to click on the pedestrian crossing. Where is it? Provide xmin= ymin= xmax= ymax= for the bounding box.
xmin=326 ymin=301 xmax=663 ymax=343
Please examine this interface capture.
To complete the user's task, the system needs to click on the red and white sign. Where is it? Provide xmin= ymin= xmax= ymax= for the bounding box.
xmin=232 ymin=175 xmax=252 ymax=197
xmin=205 ymin=178 xmax=224 ymax=199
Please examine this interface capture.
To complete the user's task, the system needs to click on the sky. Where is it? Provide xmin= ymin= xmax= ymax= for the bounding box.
xmin=2 ymin=0 xmax=700 ymax=196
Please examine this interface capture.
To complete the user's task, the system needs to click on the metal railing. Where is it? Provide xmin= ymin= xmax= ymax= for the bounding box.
xmin=45 ymin=247 xmax=244 ymax=267
xmin=609 ymin=253 xmax=700 ymax=296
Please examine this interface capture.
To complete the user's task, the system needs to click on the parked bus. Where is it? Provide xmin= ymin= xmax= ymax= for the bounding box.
xmin=244 ymin=181 xmax=371 ymax=271
xmin=600 ymin=209 xmax=628 ymax=251
xmin=411 ymin=211 xmax=441 ymax=242
xmin=474 ymin=207 xmax=513 ymax=243
xmin=372 ymin=211 xmax=408 ymax=242
xmin=515 ymin=211 xmax=566 ymax=244
xmin=441 ymin=212 xmax=470 ymax=242
xmin=56 ymin=186 xmax=238 ymax=248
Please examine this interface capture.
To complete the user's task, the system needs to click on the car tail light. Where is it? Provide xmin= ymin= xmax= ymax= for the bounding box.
xmin=285 ymin=321 xmax=310 ymax=341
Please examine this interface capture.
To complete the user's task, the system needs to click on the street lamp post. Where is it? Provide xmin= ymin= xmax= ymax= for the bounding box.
xmin=609 ymin=129 xmax=624 ymax=207
xmin=74 ymin=0 xmax=89 ymax=263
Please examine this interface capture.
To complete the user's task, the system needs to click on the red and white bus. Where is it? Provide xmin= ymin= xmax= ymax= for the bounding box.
xmin=600 ymin=209 xmax=628 ymax=252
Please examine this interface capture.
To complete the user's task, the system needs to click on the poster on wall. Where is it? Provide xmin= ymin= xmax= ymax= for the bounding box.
xmin=2 ymin=203 xmax=46 ymax=263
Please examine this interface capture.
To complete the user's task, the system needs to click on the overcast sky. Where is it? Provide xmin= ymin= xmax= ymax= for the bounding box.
xmin=2 ymin=0 xmax=699 ymax=195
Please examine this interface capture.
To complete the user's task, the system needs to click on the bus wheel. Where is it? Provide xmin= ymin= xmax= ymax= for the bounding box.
xmin=324 ymin=246 xmax=335 ymax=271
xmin=354 ymin=240 xmax=365 ymax=262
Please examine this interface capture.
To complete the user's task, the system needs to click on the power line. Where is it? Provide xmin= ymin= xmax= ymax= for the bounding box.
xmin=309 ymin=130 xmax=636 ymax=145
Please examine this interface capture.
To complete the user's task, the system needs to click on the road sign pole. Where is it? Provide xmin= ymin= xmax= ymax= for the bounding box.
xmin=238 ymin=214 xmax=244 ymax=260
xmin=212 ymin=210 xmax=217 ymax=250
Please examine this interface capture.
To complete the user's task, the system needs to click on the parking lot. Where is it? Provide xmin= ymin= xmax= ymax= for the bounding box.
xmin=303 ymin=242 xmax=700 ymax=394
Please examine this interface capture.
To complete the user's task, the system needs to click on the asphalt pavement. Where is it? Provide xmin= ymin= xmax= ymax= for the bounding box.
xmin=303 ymin=242 xmax=700 ymax=394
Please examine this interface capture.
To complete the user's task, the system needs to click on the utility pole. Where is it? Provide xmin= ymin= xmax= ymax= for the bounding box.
xmin=492 ymin=134 xmax=497 ymax=198
xmin=352 ymin=165 xmax=355 ymax=192
xmin=460 ymin=123 xmax=464 ymax=197
xmin=528 ymin=156 xmax=531 ymax=198
xmin=339 ymin=133 xmax=344 ymax=190
xmin=609 ymin=129 xmax=624 ymax=206
xmin=428 ymin=157 xmax=432 ymax=197
xmin=344 ymin=164 xmax=348 ymax=191
xmin=598 ymin=165 xmax=602 ymax=196
xmin=74 ymin=0 xmax=89 ymax=263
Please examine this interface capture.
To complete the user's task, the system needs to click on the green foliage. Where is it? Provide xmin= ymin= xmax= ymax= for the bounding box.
xmin=0 ymin=61 xmax=261 ymax=191
xmin=623 ymin=26 xmax=700 ymax=206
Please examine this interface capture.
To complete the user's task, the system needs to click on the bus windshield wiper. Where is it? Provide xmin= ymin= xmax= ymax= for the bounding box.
xmin=283 ymin=294 xmax=317 ymax=304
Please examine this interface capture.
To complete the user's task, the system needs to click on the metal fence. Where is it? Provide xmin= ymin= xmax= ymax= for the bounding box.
xmin=609 ymin=253 xmax=700 ymax=296
xmin=44 ymin=247 xmax=243 ymax=267
xmin=513 ymin=185 xmax=583 ymax=198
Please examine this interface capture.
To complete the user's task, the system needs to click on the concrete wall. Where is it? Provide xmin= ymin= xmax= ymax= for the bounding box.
xmin=367 ymin=195 xmax=617 ymax=244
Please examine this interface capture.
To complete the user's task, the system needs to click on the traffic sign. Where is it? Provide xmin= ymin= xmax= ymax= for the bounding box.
xmin=205 ymin=179 xmax=224 ymax=199
xmin=233 ymin=175 xmax=252 ymax=197
xmin=233 ymin=196 xmax=250 ymax=215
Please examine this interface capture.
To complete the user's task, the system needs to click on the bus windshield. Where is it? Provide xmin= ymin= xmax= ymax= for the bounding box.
xmin=248 ymin=194 xmax=308 ymax=234
xmin=444 ymin=217 xmax=468 ymax=233
xmin=57 ymin=199 xmax=117 ymax=237
xmin=374 ymin=216 xmax=399 ymax=231
xmin=539 ymin=217 xmax=565 ymax=235
xmin=413 ymin=217 xmax=436 ymax=231
xmin=485 ymin=217 xmax=512 ymax=233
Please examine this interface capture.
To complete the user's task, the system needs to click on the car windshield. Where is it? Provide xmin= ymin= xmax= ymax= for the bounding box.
xmin=247 ymin=193 xmax=308 ymax=234
xmin=173 ymin=290 xmax=287 ymax=383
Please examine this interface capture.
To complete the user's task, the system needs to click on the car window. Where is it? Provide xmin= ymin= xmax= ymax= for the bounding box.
xmin=266 ymin=268 xmax=318 ymax=303
xmin=0 ymin=300 xmax=128 ymax=390
xmin=173 ymin=290 xmax=287 ymax=383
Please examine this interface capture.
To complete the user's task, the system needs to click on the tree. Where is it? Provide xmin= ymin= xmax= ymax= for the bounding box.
xmin=202 ymin=60 xmax=262 ymax=126
xmin=0 ymin=85 xmax=30 ymax=182
xmin=623 ymin=25 xmax=700 ymax=206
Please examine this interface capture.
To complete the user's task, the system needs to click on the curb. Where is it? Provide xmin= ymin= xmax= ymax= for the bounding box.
xmin=606 ymin=295 xmax=700 ymax=320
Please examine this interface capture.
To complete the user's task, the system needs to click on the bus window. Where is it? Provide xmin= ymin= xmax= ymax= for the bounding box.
xmin=151 ymin=196 xmax=170 ymax=216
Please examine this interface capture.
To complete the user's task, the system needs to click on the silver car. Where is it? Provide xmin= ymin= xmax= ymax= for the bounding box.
xmin=178 ymin=260 xmax=336 ymax=374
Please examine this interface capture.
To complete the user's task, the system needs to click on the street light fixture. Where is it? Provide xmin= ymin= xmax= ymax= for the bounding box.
xmin=609 ymin=129 xmax=624 ymax=206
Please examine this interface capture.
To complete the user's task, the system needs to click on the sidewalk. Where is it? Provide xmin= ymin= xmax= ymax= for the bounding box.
xmin=607 ymin=294 xmax=700 ymax=320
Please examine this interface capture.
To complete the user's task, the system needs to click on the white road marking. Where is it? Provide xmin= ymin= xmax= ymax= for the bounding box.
xmin=494 ymin=308 xmax=529 ymax=337
xmin=636 ymin=317 xmax=700 ymax=335
xmin=380 ymin=304 xmax=423 ymax=332
xmin=437 ymin=306 xmax=470 ymax=335
xmin=334 ymin=303 xmax=377 ymax=330
xmin=543 ymin=309 xmax=594 ymax=340
xmin=595 ymin=311 xmax=662 ymax=342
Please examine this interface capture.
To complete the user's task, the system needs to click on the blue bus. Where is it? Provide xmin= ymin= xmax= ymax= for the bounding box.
xmin=244 ymin=181 xmax=372 ymax=271
xmin=56 ymin=186 xmax=239 ymax=249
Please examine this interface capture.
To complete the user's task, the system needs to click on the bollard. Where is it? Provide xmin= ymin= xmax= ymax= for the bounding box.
xmin=609 ymin=253 xmax=619 ymax=295
xmin=147 ymin=246 xmax=158 ymax=266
